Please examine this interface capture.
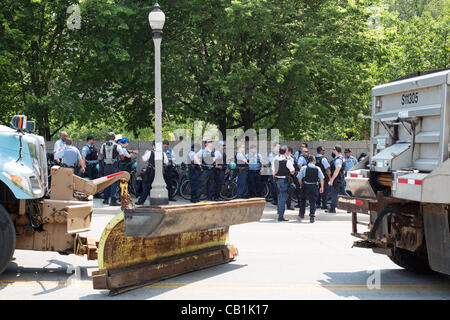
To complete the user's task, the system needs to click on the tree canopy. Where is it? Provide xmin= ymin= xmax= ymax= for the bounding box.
xmin=0 ymin=0 xmax=448 ymax=141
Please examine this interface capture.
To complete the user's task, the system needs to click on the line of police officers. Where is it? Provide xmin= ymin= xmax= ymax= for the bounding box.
xmin=53 ymin=130 xmax=358 ymax=215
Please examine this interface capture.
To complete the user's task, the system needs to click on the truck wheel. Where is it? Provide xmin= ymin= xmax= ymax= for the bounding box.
xmin=0 ymin=205 xmax=15 ymax=275
xmin=389 ymin=247 xmax=433 ymax=274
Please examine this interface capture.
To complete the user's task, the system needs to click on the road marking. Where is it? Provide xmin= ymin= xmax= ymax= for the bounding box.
xmin=1 ymin=280 xmax=449 ymax=291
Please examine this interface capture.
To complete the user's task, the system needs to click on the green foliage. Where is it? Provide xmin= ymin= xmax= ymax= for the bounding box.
xmin=0 ymin=0 xmax=448 ymax=142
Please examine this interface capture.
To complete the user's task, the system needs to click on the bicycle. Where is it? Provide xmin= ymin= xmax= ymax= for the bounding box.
xmin=179 ymin=165 xmax=208 ymax=201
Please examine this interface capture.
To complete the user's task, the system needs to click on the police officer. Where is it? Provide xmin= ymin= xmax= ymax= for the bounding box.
xmin=296 ymin=146 xmax=309 ymax=170
xmin=81 ymin=136 xmax=98 ymax=180
xmin=315 ymin=146 xmax=332 ymax=209
xmin=99 ymin=132 xmax=125 ymax=206
xmin=118 ymin=137 xmax=139 ymax=172
xmin=235 ymin=144 xmax=248 ymax=199
xmin=328 ymin=145 xmax=347 ymax=213
xmin=53 ymin=131 xmax=68 ymax=164
xmin=246 ymin=145 xmax=262 ymax=198
xmin=297 ymin=155 xmax=325 ymax=223
xmin=195 ymin=140 xmax=216 ymax=201
xmin=293 ymin=142 xmax=308 ymax=163
xmin=268 ymin=142 xmax=280 ymax=205
xmin=189 ymin=143 xmax=201 ymax=203
xmin=163 ymin=140 xmax=177 ymax=201
xmin=213 ymin=141 xmax=227 ymax=201
xmin=271 ymin=145 xmax=295 ymax=221
xmin=137 ymin=141 xmax=168 ymax=205
xmin=54 ymin=138 xmax=85 ymax=176
xmin=285 ymin=147 xmax=296 ymax=210
xmin=344 ymin=148 xmax=358 ymax=172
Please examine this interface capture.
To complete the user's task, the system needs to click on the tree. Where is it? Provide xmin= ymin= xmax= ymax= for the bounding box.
xmin=156 ymin=0 xmax=383 ymax=140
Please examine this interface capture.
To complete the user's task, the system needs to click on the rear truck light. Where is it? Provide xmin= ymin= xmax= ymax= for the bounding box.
xmin=338 ymin=198 xmax=363 ymax=205
xmin=397 ymin=178 xmax=422 ymax=185
xmin=349 ymin=173 xmax=367 ymax=178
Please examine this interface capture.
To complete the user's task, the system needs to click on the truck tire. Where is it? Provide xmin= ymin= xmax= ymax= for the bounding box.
xmin=0 ymin=205 xmax=15 ymax=275
xmin=389 ymin=247 xmax=433 ymax=274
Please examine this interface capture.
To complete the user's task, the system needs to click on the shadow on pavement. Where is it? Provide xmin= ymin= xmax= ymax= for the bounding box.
xmin=0 ymin=259 xmax=96 ymax=296
xmin=318 ymin=269 xmax=450 ymax=299
xmin=80 ymin=262 xmax=247 ymax=300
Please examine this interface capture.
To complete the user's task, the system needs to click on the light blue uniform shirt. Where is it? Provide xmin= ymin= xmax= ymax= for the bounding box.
xmin=196 ymin=148 xmax=215 ymax=167
xmin=188 ymin=150 xmax=196 ymax=162
xmin=331 ymin=155 xmax=344 ymax=176
xmin=297 ymin=155 xmax=307 ymax=167
xmin=55 ymin=145 xmax=81 ymax=167
xmin=344 ymin=155 xmax=358 ymax=172
xmin=297 ymin=163 xmax=325 ymax=183
xmin=236 ymin=151 xmax=247 ymax=163
xmin=268 ymin=151 xmax=278 ymax=164
xmin=164 ymin=148 xmax=175 ymax=160
xmin=246 ymin=152 xmax=262 ymax=171
xmin=53 ymin=139 xmax=66 ymax=156
xmin=315 ymin=153 xmax=330 ymax=170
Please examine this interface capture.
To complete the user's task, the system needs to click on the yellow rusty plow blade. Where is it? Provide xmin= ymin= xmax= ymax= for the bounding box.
xmin=92 ymin=198 xmax=265 ymax=294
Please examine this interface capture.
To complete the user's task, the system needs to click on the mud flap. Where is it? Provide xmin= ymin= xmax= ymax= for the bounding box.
xmin=423 ymin=204 xmax=450 ymax=274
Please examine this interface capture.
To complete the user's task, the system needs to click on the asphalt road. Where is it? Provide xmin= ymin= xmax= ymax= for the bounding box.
xmin=0 ymin=199 xmax=449 ymax=300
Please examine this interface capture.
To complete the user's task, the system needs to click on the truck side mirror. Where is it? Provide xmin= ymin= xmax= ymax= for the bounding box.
xmin=26 ymin=121 xmax=35 ymax=133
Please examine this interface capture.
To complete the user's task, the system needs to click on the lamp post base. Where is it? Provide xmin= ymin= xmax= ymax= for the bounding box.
xmin=149 ymin=196 xmax=169 ymax=206
xmin=149 ymin=187 xmax=169 ymax=205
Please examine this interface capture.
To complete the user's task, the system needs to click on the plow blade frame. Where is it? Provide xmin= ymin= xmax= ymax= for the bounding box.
xmin=124 ymin=198 xmax=266 ymax=237
xmin=93 ymin=245 xmax=238 ymax=295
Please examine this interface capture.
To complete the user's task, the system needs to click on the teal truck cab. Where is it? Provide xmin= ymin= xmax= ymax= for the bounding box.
xmin=0 ymin=116 xmax=128 ymax=274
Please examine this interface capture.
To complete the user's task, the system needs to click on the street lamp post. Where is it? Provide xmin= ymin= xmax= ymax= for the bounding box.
xmin=148 ymin=3 xmax=168 ymax=205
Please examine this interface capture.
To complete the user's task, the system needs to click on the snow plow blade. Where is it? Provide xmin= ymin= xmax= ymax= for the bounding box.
xmin=124 ymin=198 xmax=266 ymax=237
xmin=92 ymin=198 xmax=265 ymax=294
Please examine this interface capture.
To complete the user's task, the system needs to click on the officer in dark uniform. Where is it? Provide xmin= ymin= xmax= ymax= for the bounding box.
xmin=99 ymin=132 xmax=125 ymax=206
xmin=315 ymin=146 xmax=331 ymax=209
xmin=268 ymin=142 xmax=280 ymax=204
xmin=297 ymin=155 xmax=325 ymax=223
xmin=137 ymin=141 xmax=168 ymax=205
xmin=285 ymin=147 xmax=296 ymax=210
xmin=328 ymin=145 xmax=346 ymax=213
xmin=81 ymin=136 xmax=98 ymax=180
xmin=271 ymin=145 xmax=295 ymax=221
xmin=189 ymin=143 xmax=201 ymax=203
xmin=163 ymin=140 xmax=177 ymax=201
xmin=235 ymin=144 xmax=248 ymax=199
xmin=246 ymin=145 xmax=263 ymax=198
xmin=213 ymin=141 xmax=227 ymax=201
xmin=196 ymin=140 xmax=216 ymax=201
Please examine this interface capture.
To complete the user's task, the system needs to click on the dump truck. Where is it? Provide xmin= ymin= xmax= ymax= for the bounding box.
xmin=338 ymin=69 xmax=450 ymax=275
xmin=0 ymin=115 xmax=265 ymax=294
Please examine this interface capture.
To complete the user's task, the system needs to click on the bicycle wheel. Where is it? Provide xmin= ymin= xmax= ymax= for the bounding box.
xmin=172 ymin=179 xmax=180 ymax=197
xmin=180 ymin=179 xmax=191 ymax=200
xmin=128 ymin=173 xmax=138 ymax=197
xmin=262 ymin=182 xmax=270 ymax=199
xmin=220 ymin=180 xmax=237 ymax=200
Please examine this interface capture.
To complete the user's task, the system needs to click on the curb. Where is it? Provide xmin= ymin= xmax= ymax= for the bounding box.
xmin=261 ymin=213 xmax=369 ymax=222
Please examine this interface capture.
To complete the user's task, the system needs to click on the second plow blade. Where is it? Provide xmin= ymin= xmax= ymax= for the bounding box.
xmin=123 ymin=198 xmax=266 ymax=237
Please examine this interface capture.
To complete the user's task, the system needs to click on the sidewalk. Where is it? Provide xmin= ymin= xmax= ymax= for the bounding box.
xmin=93 ymin=198 xmax=369 ymax=222
xmin=261 ymin=202 xmax=369 ymax=222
